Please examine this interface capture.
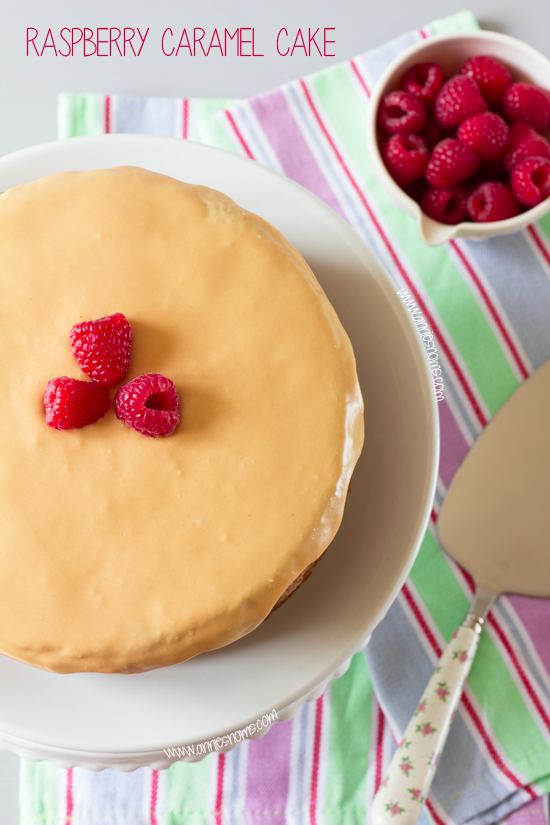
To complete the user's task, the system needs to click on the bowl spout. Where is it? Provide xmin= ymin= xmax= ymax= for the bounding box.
xmin=419 ymin=212 xmax=460 ymax=246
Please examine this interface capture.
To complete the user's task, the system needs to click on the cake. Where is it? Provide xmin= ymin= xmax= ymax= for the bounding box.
xmin=0 ymin=166 xmax=364 ymax=674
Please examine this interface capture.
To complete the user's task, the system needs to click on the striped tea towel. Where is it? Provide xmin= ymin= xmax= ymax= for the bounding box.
xmin=20 ymin=10 xmax=550 ymax=825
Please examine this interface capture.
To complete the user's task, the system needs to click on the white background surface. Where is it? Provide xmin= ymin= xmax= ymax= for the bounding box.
xmin=0 ymin=0 xmax=548 ymax=821
xmin=1 ymin=0 xmax=550 ymax=156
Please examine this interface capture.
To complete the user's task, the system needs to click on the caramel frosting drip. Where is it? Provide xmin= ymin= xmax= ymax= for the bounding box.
xmin=0 ymin=167 xmax=364 ymax=673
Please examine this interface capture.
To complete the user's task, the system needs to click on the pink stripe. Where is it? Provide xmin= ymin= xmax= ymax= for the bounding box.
xmin=461 ymin=692 xmax=535 ymax=795
xmin=401 ymin=582 xmax=531 ymax=792
xmin=65 ymin=768 xmax=73 ymax=825
xmin=374 ymin=705 xmax=385 ymax=792
xmin=298 ymin=78 xmax=488 ymax=428
xmin=450 ymin=241 xmax=529 ymax=379
xmin=105 ymin=96 xmax=111 ymax=134
xmin=528 ymin=224 xmax=550 ymax=269
xmin=402 ymin=583 xmax=442 ymax=657
xmin=488 ymin=614 xmax=550 ymax=735
xmin=455 ymin=566 xmax=550 ymax=736
xmin=215 ymin=753 xmax=226 ymax=825
xmin=150 ymin=770 xmax=159 ymax=825
xmin=349 ymin=59 xmax=370 ymax=98
xmin=457 ymin=564 xmax=476 ymax=593
xmin=425 ymin=799 xmax=447 ymax=825
xmin=418 ymin=28 xmax=429 ymax=39
xmin=309 ymin=696 xmax=324 ymax=825
xmin=225 ymin=111 xmax=255 ymax=159
xmin=183 ymin=99 xmax=189 ymax=139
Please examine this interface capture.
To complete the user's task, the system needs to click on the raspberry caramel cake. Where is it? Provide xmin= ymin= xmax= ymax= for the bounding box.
xmin=0 ymin=166 xmax=364 ymax=673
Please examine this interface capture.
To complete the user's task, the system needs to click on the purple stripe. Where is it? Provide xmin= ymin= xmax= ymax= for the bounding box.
xmin=249 ymin=89 xmax=347 ymax=220
xmin=507 ymin=593 xmax=550 ymax=676
xmin=437 ymin=399 xmax=470 ymax=488
xmin=245 ymin=720 xmax=293 ymax=825
xmin=503 ymin=797 xmax=549 ymax=825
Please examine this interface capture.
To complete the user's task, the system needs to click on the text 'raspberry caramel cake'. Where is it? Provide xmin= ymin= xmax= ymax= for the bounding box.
xmin=0 ymin=166 xmax=364 ymax=674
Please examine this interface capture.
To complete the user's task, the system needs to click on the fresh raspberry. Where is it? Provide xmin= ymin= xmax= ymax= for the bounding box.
xmin=421 ymin=113 xmax=447 ymax=151
xmin=377 ymin=90 xmax=426 ymax=134
xmin=400 ymin=63 xmax=444 ymax=106
xmin=44 ymin=377 xmax=110 ymax=430
xmin=420 ymin=186 xmax=468 ymax=224
xmin=503 ymin=82 xmax=550 ymax=133
xmin=425 ymin=138 xmax=481 ymax=189
xmin=70 ymin=312 xmax=132 ymax=388
xmin=383 ymin=133 xmax=429 ymax=187
xmin=434 ymin=75 xmax=487 ymax=128
xmin=510 ymin=156 xmax=550 ymax=207
xmin=466 ymin=182 xmax=519 ymax=222
xmin=460 ymin=56 xmax=511 ymax=103
xmin=503 ymin=122 xmax=550 ymax=171
xmin=115 ymin=373 xmax=180 ymax=438
xmin=457 ymin=112 xmax=510 ymax=161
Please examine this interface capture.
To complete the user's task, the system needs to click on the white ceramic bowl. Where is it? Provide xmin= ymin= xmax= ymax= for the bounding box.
xmin=366 ymin=30 xmax=550 ymax=246
xmin=0 ymin=136 xmax=439 ymax=769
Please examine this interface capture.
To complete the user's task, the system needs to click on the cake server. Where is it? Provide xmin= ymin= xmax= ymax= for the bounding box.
xmin=372 ymin=357 xmax=550 ymax=824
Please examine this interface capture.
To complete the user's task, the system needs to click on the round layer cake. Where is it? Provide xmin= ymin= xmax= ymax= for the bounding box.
xmin=0 ymin=166 xmax=364 ymax=674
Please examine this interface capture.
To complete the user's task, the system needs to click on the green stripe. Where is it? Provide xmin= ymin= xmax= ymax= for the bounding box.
xmin=536 ymin=209 xmax=550 ymax=242
xmin=467 ymin=633 xmax=550 ymax=780
xmin=19 ymin=760 xmax=59 ymax=823
xmin=165 ymin=755 xmax=212 ymax=824
xmin=409 ymin=531 xmax=471 ymax=639
xmin=324 ymin=653 xmax=373 ymax=823
xmin=58 ymin=93 xmax=103 ymax=139
xmin=425 ymin=10 xmax=479 ymax=36
xmin=190 ymin=98 xmax=235 ymax=143
xmin=194 ymin=115 xmax=241 ymax=154
xmin=311 ymin=64 xmax=520 ymax=414
xmin=536 ymin=772 xmax=550 ymax=793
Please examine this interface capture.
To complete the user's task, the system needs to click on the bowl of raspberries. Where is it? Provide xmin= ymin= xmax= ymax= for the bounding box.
xmin=366 ymin=30 xmax=550 ymax=245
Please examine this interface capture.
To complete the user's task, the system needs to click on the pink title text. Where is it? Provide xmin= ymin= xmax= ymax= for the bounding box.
xmin=26 ymin=27 xmax=336 ymax=58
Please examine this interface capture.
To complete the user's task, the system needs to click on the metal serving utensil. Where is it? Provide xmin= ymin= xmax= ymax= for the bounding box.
xmin=372 ymin=357 xmax=550 ymax=823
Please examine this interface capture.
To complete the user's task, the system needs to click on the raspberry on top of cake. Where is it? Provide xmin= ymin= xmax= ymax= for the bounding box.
xmin=0 ymin=166 xmax=364 ymax=673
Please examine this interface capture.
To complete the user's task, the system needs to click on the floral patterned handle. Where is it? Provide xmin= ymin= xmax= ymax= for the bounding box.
xmin=370 ymin=616 xmax=483 ymax=824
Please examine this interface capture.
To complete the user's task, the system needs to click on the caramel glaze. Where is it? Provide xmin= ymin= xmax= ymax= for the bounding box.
xmin=0 ymin=167 xmax=364 ymax=673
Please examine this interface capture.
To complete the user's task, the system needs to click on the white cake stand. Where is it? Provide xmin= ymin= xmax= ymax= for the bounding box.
xmin=0 ymin=136 xmax=438 ymax=770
